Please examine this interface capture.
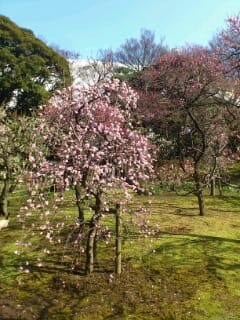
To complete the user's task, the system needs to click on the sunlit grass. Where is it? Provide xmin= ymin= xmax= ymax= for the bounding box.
xmin=1 ymin=184 xmax=240 ymax=319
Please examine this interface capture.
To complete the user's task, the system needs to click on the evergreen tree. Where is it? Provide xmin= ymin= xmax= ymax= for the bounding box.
xmin=0 ymin=15 xmax=72 ymax=114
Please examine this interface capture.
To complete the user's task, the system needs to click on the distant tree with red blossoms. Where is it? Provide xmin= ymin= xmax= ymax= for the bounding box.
xmin=210 ymin=12 xmax=240 ymax=187
xmin=210 ymin=12 xmax=240 ymax=100
xmin=26 ymin=79 xmax=154 ymax=274
xmin=217 ymin=13 xmax=240 ymax=77
xmin=142 ymin=46 xmax=234 ymax=216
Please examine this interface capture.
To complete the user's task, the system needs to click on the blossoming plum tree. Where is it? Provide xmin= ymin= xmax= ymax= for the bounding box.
xmin=142 ymin=46 xmax=233 ymax=215
xmin=27 ymin=79 xmax=154 ymax=274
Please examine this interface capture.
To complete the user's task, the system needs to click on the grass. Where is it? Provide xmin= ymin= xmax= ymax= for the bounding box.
xmin=0 ymin=185 xmax=240 ymax=319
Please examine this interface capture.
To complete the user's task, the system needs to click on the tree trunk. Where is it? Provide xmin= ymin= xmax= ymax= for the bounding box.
xmin=115 ymin=203 xmax=122 ymax=275
xmin=0 ymin=196 xmax=8 ymax=218
xmin=196 ymin=190 xmax=205 ymax=216
xmin=194 ymin=170 xmax=205 ymax=216
xmin=210 ymin=178 xmax=215 ymax=197
xmin=93 ymin=229 xmax=99 ymax=265
xmin=217 ymin=178 xmax=223 ymax=197
xmin=85 ymin=192 xmax=102 ymax=274
xmin=0 ymin=178 xmax=10 ymax=218
xmin=75 ymin=183 xmax=84 ymax=224
xmin=85 ymin=223 xmax=97 ymax=274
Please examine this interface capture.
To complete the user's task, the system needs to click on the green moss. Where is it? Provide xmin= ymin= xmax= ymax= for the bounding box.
xmin=1 ymin=188 xmax=240 ymax=319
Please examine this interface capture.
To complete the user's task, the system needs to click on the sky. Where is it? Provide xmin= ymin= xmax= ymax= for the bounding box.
xmin=1 ymin=0 xmax=240 ymax=58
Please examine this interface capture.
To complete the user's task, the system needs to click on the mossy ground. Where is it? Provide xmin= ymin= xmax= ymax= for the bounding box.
xmin=0 ymin=184 xmax=240 ymax=320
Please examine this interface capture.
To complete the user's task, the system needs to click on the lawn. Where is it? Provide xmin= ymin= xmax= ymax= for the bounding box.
xmin=0 ymin=186 xmax=240 ymax=320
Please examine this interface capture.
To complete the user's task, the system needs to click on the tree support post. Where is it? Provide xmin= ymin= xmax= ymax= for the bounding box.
xmin=115 ymin=203 xmax=122 ymax=275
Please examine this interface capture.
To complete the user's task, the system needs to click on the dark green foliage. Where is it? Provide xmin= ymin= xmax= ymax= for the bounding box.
xmin=0 ymin=109 xmax=37 ymax=218
xmin=0 ymin=15 xmax=72 ymax=114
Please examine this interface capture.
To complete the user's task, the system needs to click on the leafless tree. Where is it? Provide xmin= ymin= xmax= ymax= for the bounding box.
xmin=114 ymin=29 xmax=167 ymax=71
xmin=50 ymin=43 xmax=80 ymax=60
xmin=71 ymin=49 xmax=115 ymax=86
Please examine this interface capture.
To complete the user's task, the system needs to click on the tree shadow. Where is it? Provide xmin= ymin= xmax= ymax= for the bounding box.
xmin=152 ymin=231 xmax=240 ymax=278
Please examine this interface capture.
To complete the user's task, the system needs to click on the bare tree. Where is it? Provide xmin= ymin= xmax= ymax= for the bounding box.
xmin=70 ymin=49 xmax=115 ymax=87
xmin=50 ymin=43 xmax=80 ymax=60
xmin=89 ymin=49 xmax=115 ymax=83
xmin=114 ymin=29 xmax=167 ymax=71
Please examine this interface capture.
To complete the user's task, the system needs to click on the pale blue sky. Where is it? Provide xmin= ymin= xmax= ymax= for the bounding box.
xmin=1 ymin=0 xmax=240 ymax=58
